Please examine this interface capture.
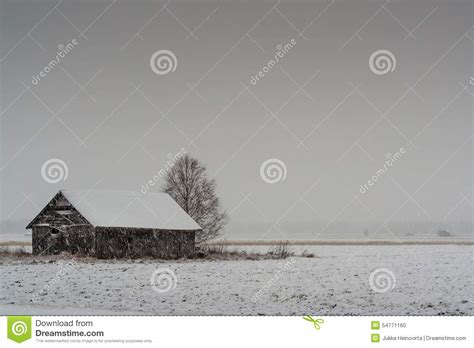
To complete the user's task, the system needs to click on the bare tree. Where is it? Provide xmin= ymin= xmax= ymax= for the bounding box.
xmin=162 ymin=154 xmax=228 ymax=243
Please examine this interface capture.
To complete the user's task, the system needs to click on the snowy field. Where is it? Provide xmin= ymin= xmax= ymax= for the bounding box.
xmin=1 ymin=245 xmax=472 ymax=315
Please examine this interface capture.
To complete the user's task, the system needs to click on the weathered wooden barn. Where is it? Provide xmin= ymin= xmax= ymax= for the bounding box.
xmin=26 ymin=190 xmax=201 ymax=259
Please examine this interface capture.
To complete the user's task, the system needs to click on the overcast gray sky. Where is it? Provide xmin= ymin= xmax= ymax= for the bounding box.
xmin=1 ymin=0 xmax=472 ymax=240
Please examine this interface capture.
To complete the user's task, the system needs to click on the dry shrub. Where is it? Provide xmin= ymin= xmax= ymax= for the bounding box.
xmin=206 ymin=243 xmax=226 ymax=255
xmin=301 ymin=249 xmax=315 ymax=258
xmin=266 ymin=242 xmax=294 ymax=259
xmin=195 ymin=243 xmax=268 ymax=260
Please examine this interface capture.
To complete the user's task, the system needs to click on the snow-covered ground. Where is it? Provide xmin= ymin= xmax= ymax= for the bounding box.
xmin=1 ymin=245 xmax=472 ymax=315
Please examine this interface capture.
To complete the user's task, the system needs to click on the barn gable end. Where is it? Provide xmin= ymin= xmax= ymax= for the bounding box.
xmin=26 ymin=191 xmax=91 ymax=229
xmin=26 ymin=191 xmax=95 ymax=256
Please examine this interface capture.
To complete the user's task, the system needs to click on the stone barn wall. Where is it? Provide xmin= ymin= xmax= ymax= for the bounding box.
xmin=32 ymin=226 xmax=196 ymax=258
xmin=32 ymin=225 xmax=95 ymax=256
xmin=95 ymin=227 xmax=196 ymax=259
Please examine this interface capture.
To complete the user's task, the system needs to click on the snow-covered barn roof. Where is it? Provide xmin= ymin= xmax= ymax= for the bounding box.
xmin=28 ymin=190 xmax=201 ymax=231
